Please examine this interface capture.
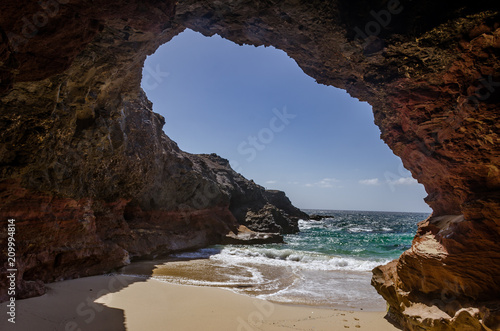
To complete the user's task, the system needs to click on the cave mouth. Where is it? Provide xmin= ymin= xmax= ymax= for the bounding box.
xmin=2 ymin=0 xmax=497 ymax=328
xmin=135 ymin=28 xmax=432 ymax=310
xmin=141 ymin=29 xmax=431 ymax=214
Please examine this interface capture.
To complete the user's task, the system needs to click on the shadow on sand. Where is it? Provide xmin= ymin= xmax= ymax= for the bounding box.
xmin=2 ymin=265 xmax=157 ymax=331
xmin=5 ymin=254 xmax=222 ymax=331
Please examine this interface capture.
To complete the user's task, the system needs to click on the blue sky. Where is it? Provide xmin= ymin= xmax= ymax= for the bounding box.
xmin=142 ymin=29 xmax=431 ymax=213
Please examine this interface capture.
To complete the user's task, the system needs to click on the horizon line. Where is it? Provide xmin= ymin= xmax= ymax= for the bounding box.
xmin=299 ymin=208 xmax=432 ymax=214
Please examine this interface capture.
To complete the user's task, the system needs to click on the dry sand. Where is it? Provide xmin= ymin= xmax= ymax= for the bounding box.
xmin=1 ymin=275 xmax=399 ymax=331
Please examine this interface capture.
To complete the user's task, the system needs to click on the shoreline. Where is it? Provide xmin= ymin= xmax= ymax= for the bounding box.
xmin=121 ymin=250 xmax=389 ymax=312
xmin=1 ymin=274 xmax=399 ymax=330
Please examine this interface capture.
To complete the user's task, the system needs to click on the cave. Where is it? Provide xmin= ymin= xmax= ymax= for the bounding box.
xmin=0 ymin=1 xmax=499 ymax=330
xmin=142 ymin=28 xmax=430 ymax=212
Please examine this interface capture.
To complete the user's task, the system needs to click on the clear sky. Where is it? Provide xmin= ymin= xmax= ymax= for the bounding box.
xmin=142 ymin=29 xmax=431 ymax=213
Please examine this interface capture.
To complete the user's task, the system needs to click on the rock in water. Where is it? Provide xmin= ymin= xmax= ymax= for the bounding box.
xmin=244 ymin=203 xmax=300 ymax=234
xmin=222 ymin=225 xmax=284 ymax=245
xmin=309 ymin=214 xmax=335 ymax=221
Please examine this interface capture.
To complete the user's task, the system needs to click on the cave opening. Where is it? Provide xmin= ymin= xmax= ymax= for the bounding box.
xmin=141 ymin=29 xmax=431 ymax=213
xmin=135 ymin=28 xmax=433 ymax=310
xmin=2 ymin=1 xmax=498 ymax=327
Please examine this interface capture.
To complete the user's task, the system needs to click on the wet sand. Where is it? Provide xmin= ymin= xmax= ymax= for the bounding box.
xmin=119 ymin=256 xmax=388 ymax=311
xmin=1 ymin=275 xmax=399 ymax=331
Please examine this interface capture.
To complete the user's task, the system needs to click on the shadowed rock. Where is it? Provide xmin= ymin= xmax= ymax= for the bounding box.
xmin=222 ymin=225 xmax=283 ymax=245
xmin=0 ymin=1 xmax=499 ymax=329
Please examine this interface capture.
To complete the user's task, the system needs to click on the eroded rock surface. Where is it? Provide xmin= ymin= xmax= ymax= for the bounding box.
xmin=1 ymin=1 xmax=499 ymax=329
xmin=222 ymin=225 xmax=284 ymax=245
xmin=243 ymin=203 xmax=299 ymax=234
xmin=0 ymin=0 xmax=304 ymax=301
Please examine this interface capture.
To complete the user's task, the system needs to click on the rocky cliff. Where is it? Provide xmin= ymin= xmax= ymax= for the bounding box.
xmin=0 ymin=0 xmax=306 ymax=301
xmin=1 ymin=1 xmax=499 ymax=329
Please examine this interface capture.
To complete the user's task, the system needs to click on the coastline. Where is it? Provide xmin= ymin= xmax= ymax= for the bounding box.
xmin=119 ymin=256 xmax=389 ymax=312
xmin=1 ymin=275 xmax=399 ymax=331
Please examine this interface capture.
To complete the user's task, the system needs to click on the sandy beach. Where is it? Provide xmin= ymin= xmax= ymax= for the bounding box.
xmin=1 ymin=274 xmax=399 ymax=331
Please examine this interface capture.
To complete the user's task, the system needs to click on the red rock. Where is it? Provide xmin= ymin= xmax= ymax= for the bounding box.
xmin=0 ymin=1 xmax=499 ymax=330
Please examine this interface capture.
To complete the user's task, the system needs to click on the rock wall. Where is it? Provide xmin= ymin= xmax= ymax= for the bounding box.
xmin=1 ymin=1 xmax=499 ymax=329
xmin=0 ymin=0 xmax=304 ymax=301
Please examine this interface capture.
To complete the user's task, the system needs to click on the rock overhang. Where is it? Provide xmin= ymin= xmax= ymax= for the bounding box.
xmin=1 ymin=1 xmax=499 ymax=329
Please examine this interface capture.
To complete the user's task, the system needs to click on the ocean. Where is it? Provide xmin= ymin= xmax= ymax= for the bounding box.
xmin=119 ymin=210 xmax=430 ymax=311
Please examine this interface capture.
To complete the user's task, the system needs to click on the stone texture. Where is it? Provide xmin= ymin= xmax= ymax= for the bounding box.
xmin=0 ymin=1 xmax=499 ymax=329
xmin=222 ymin=225 xmax=284 ymax=245
xmin=372 ymin=215 xmax=500 ymax=330
xmin=243 ymin=203 xmax=299 ymax=234
xmin=0 ymin=0 xmax=304 ymax=301
xmin=263 ymin=190 xmax=310 ymax=222
xmin=185 ymin=153 xmax=306 ymax=234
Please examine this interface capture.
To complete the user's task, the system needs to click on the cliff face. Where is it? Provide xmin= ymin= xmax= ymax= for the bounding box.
xmin=1 ymin=0 xmax=499 ymax=329
xmin=0 ymin=0 xmax=304 ymax=301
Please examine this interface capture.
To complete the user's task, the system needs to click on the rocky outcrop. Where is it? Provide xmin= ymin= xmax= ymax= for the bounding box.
xmin=243 ymin=203 xmax=299 ymax=234
xmin=0 ymin=0 xmax=303 ymax=301
xmin=309 ymin=214 xmax=335 ymax=221
xmin=222 ymin=225 xmax=283 ymax=245
xmin=263 ymin=190 xmax=310 ymax=222
xmin=191 ymin=153 xmax=307 ymax=234
xmin=372 ymin=215 xmax=500 ymax=330
xmin=1 ymin=1 xmax=499 ymax=329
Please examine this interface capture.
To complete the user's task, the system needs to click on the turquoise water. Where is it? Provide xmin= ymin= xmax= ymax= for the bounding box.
xmin=282 ymin=210 xmax=425 ymax=261
xmin=133 ymin=210 xmax=430 ymax=309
